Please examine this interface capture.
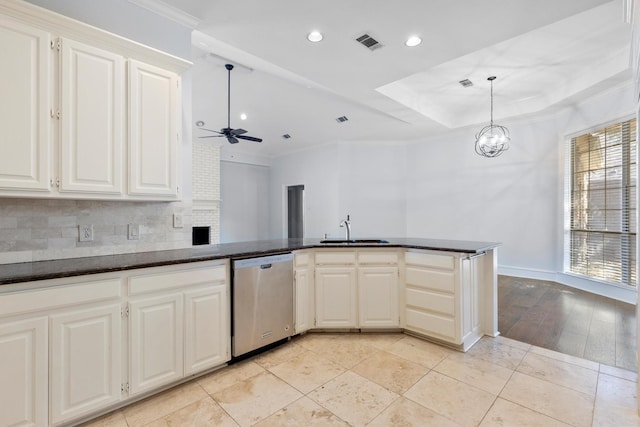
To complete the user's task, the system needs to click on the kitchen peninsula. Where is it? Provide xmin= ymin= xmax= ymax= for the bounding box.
xmin=0 ymin=237 xmax=499 ymax=427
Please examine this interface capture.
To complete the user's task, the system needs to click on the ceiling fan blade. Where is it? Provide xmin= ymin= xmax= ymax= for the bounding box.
xmin=230 ymin=128 xmax=247 ymax=135
xmin=227 ymin=136 xmax=239 ymax=144
xmin=199 ymin=127 xmax=223 ymax=134
xmin=199 ymin=135 xmax=224 ymax=138
xmin=237 ymin=135 xmax=263 ymax=143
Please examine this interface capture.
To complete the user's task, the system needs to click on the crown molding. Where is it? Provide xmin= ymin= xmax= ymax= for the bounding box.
xmin=128 ymin=0 xmax=199 ymax=29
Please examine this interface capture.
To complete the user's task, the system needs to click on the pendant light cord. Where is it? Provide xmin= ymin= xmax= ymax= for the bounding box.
xmin=489 ymin=76 xmax=495 ymax=127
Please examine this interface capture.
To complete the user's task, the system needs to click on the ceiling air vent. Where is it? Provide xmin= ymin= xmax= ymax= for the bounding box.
xmin=459 ymin=79 xmax=473 ymax=88
xmin=336 ymin=116 xmax=349 ymax=123
xmin=282 ymin=134 xmax=291 ymax=139
xmin=355 ymin=33 xmax=383 ymax=51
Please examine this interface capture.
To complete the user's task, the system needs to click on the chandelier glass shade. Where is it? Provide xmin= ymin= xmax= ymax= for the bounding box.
xmin=475 ymin=76 xmax=510 ymax=158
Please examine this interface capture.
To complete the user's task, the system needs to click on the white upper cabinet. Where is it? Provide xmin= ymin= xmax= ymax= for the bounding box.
xmin=60 ymin=38 xmax=124 ymax=194
xmin=0 ymin=1 xmax=190 ymax=200
xmin=128 ymin=60 xmax=179 ymax=197
xmin=0 ymin=16 xmax=50 ymax=192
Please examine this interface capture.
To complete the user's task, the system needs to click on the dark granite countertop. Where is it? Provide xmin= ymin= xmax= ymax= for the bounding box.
xmin=0 ymin=238 xmax=500 ymax=285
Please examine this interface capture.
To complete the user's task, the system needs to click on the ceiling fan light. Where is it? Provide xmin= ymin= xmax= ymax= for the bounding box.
xmin=307 ymin=31 xmax=323 ymax=42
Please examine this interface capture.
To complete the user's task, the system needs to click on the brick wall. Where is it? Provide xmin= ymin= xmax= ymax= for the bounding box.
xmin=192 ymin=139 xmax=221 ymax=244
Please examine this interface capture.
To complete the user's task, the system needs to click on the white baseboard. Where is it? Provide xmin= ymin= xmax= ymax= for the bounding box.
xmin=498 ymin=266 xmax=637 ymax=305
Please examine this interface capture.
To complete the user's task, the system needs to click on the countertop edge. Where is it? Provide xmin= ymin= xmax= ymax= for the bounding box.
xmin=0 ymin=238 xmax=501 ymax=285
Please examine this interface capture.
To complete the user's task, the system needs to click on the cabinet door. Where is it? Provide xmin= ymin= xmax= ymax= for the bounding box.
xmin=129 ymin=293 xmax=183 ymax=395
xmin=294 ymin=267 xmax=314 ymax=333
xmin=315 ymin=267 xmax=357 ymax=328
xmin=60 ymin=38 xmax=124 ymax=194
xmin=184 ymin=284 xmax=229 ymax=375
xmin=50 ymin=303 xmax=121 ymax=424
xmin=128 ymin=59 xmax=179 ymax=197
xmin=358 ymin=266 xmax=399 ymax=328
xmin=0 ymin=17 xmax=50 ymax=192
xmin=0 ymin=317 xmax=48 ymax=427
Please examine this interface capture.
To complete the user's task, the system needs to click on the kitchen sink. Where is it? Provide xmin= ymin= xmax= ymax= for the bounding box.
xmin=320 ymin=239 xmax=390 ymax=244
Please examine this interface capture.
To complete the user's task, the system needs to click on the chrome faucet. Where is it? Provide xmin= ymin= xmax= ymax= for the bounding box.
xmin=340 ymin=214 xmax=352 ymax=240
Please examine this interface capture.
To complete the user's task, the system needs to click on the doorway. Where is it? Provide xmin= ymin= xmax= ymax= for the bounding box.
xmin=287 ymin=185 xmax=304 ymax=239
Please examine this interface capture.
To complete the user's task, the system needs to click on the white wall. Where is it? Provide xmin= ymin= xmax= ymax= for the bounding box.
xmin=269 ymin=141 xmax=407 ymax=239
xmin=405 ymin=117 xmax=563 ymax=272
xmin=220 ymin=161 xmax=270 ymax=242
xmin=267 ymin=82 xmax=636 ymax=300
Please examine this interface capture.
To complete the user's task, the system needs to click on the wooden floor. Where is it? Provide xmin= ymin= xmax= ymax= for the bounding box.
xmin=498 ymin=275 xmax=637 ymax=372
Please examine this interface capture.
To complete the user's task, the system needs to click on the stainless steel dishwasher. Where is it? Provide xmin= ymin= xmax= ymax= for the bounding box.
xmin=232 ymin=253 xmax=294 ymax=357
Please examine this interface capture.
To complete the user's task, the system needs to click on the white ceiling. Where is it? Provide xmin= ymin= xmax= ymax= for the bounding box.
xmin=145 ymin=0 xmax=632 ymax=157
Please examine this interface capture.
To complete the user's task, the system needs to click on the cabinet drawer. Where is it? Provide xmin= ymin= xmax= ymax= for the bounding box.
xmin=405 ymin=287 xmax=455 ymax=315
xmin=0 ymin=279 xmax=121 ymax=318
xmin=129 ymin=264 xmax=226 ymax=295
xmin=406 ymin=267 xmax=455 ymax=293
xmin=358 ymin=251 xmax=398 ymax=264
xmin=295 ymin=252 xmax=311 ymax=267
xmin=405 ymin=252 xmax=454 ymax=270
xmin=315 ymin=251 xmax=356 ymax=265
xmin=406 ymin=308 xmax=456 ymax=341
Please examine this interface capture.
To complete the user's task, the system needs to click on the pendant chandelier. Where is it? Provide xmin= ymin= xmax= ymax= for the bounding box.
xmin=475 ymin=76 xmax=510 ymax=158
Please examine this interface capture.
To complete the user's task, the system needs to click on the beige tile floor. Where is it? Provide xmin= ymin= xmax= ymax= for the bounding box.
xmin=81 ymin=333 xmax=639 ymax=427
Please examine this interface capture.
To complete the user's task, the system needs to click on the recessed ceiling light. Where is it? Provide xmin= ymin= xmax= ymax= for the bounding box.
xmin=307 ymin=31 xmax=323 ymax=42
xmin=405 ymin=36 xmax=422 ymax=47
xmin=240 ymin=113 xmax=247 ymax=120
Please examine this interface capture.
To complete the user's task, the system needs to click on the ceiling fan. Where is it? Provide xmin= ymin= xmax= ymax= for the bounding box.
xmin=197 ymin=63 xmax=263 ymax=144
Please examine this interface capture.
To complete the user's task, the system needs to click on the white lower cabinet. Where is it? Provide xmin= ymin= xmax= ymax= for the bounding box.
xmin=0 ymin=316 xmax=48 ymax=427
xmin=403 ymin=250 xmax=481 ymax=350
xmin=184 ymin=284 xmax=228 ymax=375
xmin=358 ymin=266 xmax=399 ymax=328
xmin=313 ymin=250 xmax=400 ymax=330
xmin=127 ymin=262 xmax=230 ymax=396
xmin=129 ymin=293 xmax=184 ymax=395
xmin=294 ymin=252 xmax=314 ymax=334
xmin=0 ymin=260 xmax=229 ymax=426
xmin=315 ymin=266 xmax=357 ymax=328
xmin=50 ymin=303 xmax=121 ymax=424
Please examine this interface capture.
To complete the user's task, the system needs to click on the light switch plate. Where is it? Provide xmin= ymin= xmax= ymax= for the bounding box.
xmin=128 ymin=224 xmax=139 ymax=240
xmin=173 ymin=214 xmax=183 ymax=228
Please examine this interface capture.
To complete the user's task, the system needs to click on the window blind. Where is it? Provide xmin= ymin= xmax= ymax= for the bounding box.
xmin=568 ymin=118 xmax=637 ymax=287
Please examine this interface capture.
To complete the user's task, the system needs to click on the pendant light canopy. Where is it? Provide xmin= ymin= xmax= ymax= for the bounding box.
xmin=475 ymin=76 xmax=510 ymax=158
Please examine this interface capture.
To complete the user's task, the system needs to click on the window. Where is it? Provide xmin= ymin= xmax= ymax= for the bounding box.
xmin=566 ymin=118 xmax=636 ymax=287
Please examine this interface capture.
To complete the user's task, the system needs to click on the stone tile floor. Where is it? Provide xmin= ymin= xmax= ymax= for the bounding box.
xmin=81 ymin=332 xmax=639 ymax=426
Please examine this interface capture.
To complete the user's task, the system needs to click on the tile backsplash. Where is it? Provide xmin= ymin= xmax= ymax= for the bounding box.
xmin=0 ymin=198 xmax=192 ymax=264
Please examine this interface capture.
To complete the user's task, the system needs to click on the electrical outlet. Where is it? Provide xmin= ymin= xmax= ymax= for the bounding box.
xmin=128 ymin=224 xmax=139 ymax=240
xmin=78 ymin=225 xmax=93 ymax=242
xmin=173 ymin=214 xmax=183 ymax=228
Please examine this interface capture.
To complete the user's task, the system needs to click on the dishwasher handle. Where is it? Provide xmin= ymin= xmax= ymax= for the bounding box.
xmin=260 ymin=263 xmax=272 ymax=269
